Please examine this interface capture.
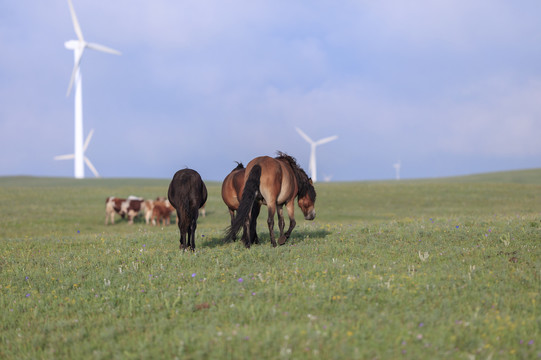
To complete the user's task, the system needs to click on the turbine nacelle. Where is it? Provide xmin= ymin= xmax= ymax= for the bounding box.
xmin=64 ymin=40 xmax=82 ymax=50
xmin=65 ymin=0 xmax=121 ymax=97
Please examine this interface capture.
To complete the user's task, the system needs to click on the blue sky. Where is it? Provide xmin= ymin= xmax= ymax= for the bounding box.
xmin=1 ymin=1 xmax=540 ymax=181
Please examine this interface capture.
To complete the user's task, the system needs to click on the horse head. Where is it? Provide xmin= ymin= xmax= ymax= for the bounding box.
xmin=298 ymin=178 xmax=316 ymax=220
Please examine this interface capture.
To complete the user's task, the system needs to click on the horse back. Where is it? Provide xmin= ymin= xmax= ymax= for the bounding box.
xmin=168 ymin=169 xmax=207 ymax=215
xmin=245 ymin=156 xmax=297 ymax=205
xmin=221 ymin=167 xmax=245 ymax=210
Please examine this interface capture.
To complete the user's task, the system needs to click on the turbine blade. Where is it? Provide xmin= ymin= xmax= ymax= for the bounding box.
xmin=86 ymin=42 xmax=121 ymax=55
xmin=315 ymin=135 xmax=338 ymax=146
xmin=295 ymin=127 xmax=313 ymax=144
xmin=83 ymin=129 xmax=94 ymax=152
xmin=54 ymin=154 xmax=75 ymax=160
xmin=66 ymin=46 xmax=85 ymax=96
xmin=68 ymin=0 xmax=84 ymax=41
xmin=84 ymin=157 xmax=100 ymax=177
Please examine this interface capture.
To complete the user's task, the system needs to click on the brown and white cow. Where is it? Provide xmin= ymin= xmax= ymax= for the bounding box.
xmin=199 ymin=203 xmax=206 ymax=218
xmin=105 ymin=196 xmax=125 ymax=225
xmin=105 ymin=196 xmax=147 ymax=225
xmin=120 ymin=196 xmax=146 ymax=224
xmin=143 ymin=199 xmax=155 ymax=224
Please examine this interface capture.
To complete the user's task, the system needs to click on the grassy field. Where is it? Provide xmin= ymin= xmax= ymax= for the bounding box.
xmin=1 ymin=170 xmax=540 ymax=359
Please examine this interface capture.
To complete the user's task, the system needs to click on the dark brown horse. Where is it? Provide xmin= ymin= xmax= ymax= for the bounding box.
xmin=225 ymin=152 xmax=316 ymax=248
xmin=168 ymin=168 xmax=207 ymax=251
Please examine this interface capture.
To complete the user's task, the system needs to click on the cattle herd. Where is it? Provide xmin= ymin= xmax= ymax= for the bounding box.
xmin=104 ymin=152 xmax=317 ymax=251
xmin=105 ymin=195 xmax=205 ymax=226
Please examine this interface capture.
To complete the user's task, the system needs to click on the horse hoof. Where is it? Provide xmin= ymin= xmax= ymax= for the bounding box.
xmin=278 ymin=236 xmax=287 ymax=245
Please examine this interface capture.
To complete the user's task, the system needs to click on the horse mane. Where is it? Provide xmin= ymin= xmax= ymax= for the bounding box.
xmin=232 ymin=161 xmax=244 ymax=171
xmin=275 ymin=151 xmax=316 ymax=202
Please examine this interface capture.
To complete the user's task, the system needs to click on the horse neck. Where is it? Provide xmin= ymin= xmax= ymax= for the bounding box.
xmin=280 ymin=158 xmax=310 ymax=198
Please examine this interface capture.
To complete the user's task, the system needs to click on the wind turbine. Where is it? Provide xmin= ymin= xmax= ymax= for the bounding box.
xmin=393 ymin=160 xmax=401 ymax=180
xmin=58 ymin=0 xmax=120 ymax=178
xmin=295 ymin=127 xmax=338 ymax=183
xmin=54 ymin=129 xmax=101 ymax=178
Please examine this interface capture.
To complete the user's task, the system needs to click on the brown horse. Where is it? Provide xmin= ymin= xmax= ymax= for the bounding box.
xmin=221 ymin=162 xmax=261 ymax=243
xmin=221 ymin=162 xmax=245 ymax=225
xmin=225 ymin=152 xmax=316 ymax=248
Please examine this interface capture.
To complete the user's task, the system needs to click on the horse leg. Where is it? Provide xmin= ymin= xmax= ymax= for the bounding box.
xmin=241 ymin=193 xmax=261 ymax=248
xmin=240 ymin=202 xmax=254 ymax=248
xmin=277 ymin=205 xmax=287 ymax=245
xmin=177 ymin=212 xmax=187 ymax=250
xmin=282 ymin=201 xmax=296 ymax=244
xmin=188 ymin=217 xmax=197 ymax=251
xmin=250 ymin=202 xmax=261 ymax=245
xmin=266 ymin=204 xmax=277 ymax=247
xmin=242 ymin=215 xmax=251 ymax=248
xmin=179 ymin=233 xmax=187 ymax=251
xmin=228 ymin=209 xmax=237 ymax=241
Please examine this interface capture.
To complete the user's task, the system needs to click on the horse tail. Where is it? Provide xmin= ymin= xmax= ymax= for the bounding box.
xmin=225 ymin=164 xmax=261 ymax=241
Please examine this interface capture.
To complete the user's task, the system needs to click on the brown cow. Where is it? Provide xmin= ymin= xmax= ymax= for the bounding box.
xmin=151 ymin=199 xmax=175 ymax=226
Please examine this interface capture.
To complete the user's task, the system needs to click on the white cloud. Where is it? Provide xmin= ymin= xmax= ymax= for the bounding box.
xmin=439 ymin=78 xmax=541 ymax=156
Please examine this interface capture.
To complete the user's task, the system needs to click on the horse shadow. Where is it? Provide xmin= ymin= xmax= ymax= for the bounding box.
xmin=202 ymin=227 xmax=331 ymax=248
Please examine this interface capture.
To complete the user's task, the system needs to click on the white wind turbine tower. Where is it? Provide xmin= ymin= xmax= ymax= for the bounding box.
xmin=56 ymin=0 xmax=121 ymax=179
xmin=295 ymin=127 xmax=338 ymax=183
xmin=393 ymin=160 xmax=401 ymax=180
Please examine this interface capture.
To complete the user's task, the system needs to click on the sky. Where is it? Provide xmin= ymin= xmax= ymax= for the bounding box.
xmin=1 ymin=1 xmax=540 ymax=181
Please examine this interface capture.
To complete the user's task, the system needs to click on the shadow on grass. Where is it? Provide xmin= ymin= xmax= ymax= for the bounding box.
xmin=202 ymin=228 xmax=332 ymax=249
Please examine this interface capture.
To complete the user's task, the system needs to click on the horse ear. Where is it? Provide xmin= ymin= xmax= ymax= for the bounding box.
xmin=309 ymin=178 xmax=313 ymax=185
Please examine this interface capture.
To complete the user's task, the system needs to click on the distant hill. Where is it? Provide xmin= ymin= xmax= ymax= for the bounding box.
xmin=435 ymin=168 xmax=541 ymax=185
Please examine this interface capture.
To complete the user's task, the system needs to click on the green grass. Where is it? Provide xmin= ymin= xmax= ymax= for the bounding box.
xmin=1 ymin=170 xmax=540 ymax=359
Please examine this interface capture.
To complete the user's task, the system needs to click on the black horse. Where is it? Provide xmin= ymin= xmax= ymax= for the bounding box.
xmin=168 ymin=169 xmax=208 ymax=251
